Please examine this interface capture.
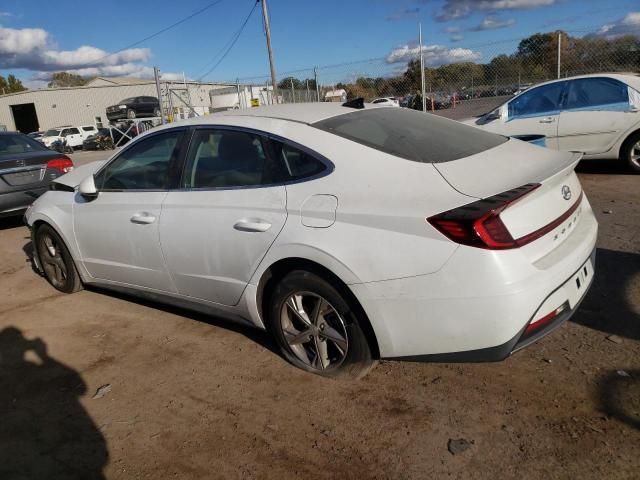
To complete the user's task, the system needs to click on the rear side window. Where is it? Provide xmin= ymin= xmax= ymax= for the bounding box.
xmin=182 ymin=129 xmax=269 ymax=189
xmin=565 ymin=78 xmax=629 ymax=111
xmin=313 ymin=108 xmax=507 ymax=163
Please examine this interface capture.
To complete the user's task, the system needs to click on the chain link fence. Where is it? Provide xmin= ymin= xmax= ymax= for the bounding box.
xmin=226 ymin=29 xmax=640 ymax=113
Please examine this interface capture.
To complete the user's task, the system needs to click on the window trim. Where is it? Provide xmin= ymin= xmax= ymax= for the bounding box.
xmin=93 ymin=127 xmax=191 ymax=193
xmin=174 ymin=125 xmax=334 ymax=192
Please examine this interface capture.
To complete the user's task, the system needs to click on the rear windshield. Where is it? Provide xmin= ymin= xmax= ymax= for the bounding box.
xmin=0 ymin=133 xmax=48 ymax=155
xmin=313 ymin=108 xmax=508 ymax=163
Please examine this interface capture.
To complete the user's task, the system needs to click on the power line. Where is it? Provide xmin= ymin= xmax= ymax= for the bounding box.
xmin=88 ymin=0 xmax=226 ymax=67
xmin=195 ymin=0 xmax=259 ymax=81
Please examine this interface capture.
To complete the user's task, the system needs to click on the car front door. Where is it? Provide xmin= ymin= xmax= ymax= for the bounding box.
xmin=73 ymin=128 xmax=188 ymax=291
xmin=159 ymin=127 xmax=287 ymax=306
xmin=558 ymin=77 xmax=637 ymax=155
xmin=483 ymin=81 xmax=567 ymax=149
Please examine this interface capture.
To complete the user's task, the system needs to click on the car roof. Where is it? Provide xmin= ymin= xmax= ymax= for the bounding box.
xmin=195 ymin=102 xmax=369 ymax=125
xmin=527 ymin=72 xmax=640 ymax=91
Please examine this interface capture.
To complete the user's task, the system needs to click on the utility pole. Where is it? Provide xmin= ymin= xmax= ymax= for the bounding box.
xmin=314 ymin=67 xmax=320 ymax=102
xmin=261 ymin=0 xmax=278 ymax=103
xmin=557 ymin=31 xmax=562 ymax=79
xmin=153 ymin=66 xmax=165 ymax=124
xmin=419 ymin=23 xmax=426 ymax=113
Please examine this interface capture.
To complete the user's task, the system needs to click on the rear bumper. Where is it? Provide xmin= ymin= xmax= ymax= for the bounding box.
xmin=350 ymin=196 xmax=599 ymax=359
xmin=0 ymin=187 xmax=48 ymax=216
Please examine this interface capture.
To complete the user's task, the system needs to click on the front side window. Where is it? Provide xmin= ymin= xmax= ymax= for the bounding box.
xmin=44 ymin=129 xmax=61 ymax=137
xmin=96 ymin=130 xmax=182 ymax=190
xmin=182 ymin=129 xmax=268 ymax=189
xmin=564 ymin=78 xmax=629 ymax=111
xmin=508 ymin=81 xmax=566 ymax=119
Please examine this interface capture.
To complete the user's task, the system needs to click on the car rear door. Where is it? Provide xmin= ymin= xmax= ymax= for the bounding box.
xmin=558 ymin=77 xmax=637 ymax=155
xmin=483 ymin=81 xmax=567 ymax=149
xmin=62 ymin=128 xmax=82 ymax=147
xmin=73 ymin=128 xmax=188 ymax=291
xmin=159 ymin=127 xmax=287 ymax=306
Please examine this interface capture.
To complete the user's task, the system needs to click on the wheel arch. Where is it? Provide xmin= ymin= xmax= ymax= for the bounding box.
xmin=619 ymin=127 xmax=640 ymax=160
xmin=256 ymin=257 xmax=381 ymax=359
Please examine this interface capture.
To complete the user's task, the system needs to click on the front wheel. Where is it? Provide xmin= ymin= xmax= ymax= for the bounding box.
xmin=153 ymin=107 xmax=161 ymax=117
xmin=127 ymin=109 xmax=136 ymax=119
xmin=268 ymin=270 xmax=376 ymax=379
xmin=35 ymin=224 xmax=83 ymax=293
xmin=621 ymin=131 xmax=640 ymax=173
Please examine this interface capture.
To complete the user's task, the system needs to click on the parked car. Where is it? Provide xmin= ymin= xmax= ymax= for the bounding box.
xmin=40 ymin=125 xmax=97 ymax=149
xmin=25 ymin=103 xmax=597 ymax=378
xmin=0 ymin=131 xmax=73 ymax=217
xmin=106 ymin=96 xmax=161 ymax=121
xmin=371 ymin=97 xmax=400 ymax=107
xmin=82 ymin=127 xmax=130 ymax=150
xmin=465 ymin=73 xmax=640 ymax=172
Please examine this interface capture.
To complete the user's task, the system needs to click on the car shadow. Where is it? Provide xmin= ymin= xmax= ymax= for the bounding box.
xmin=0 ymin=327 xmax=108 ymax=478
xmin=597 ymin=369 xmax=640 ymax=431
xmin=571 ymin=248 xmax=640 ymax=341
xmin=575 ymin=159 xmax=633 ymax=175
xmin=0 ymin=216 xmax=25 ymax=231
xmin=88 ymin=286 xmax=280 ymax=355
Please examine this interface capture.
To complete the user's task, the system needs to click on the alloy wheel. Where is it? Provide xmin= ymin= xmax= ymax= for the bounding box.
xmin=280 ymin=292 xmax=349 ymax=371
xmin=39 ymin=234 xmax=67 ymax=289
xmin=630 ymin=140 xmax=640 ymax=169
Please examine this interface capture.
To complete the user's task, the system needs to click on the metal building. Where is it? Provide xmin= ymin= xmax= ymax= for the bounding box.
xmin=0 ymin=77 xmax=232 ymax=133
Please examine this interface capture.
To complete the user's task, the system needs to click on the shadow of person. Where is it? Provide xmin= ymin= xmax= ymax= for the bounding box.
xmin=0 ymin=327 xmax=108 ymax=479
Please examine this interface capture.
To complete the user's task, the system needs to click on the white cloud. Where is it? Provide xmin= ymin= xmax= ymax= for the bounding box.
xmin=597 ymin=12 xmax=640 ymax=38
xmin=450 ymin=34 xmax=465 ymax=42
xmin=470 ymin=16 xmax=516 ymax=31
xmin=436 ymin=0 xmax=556 ymax=21
xmin=0 ymin=25 xmax=181 ymax=86
xmin=386 ymin=43 xmax=482 ymax=66
xmin=0 ymin=12 xmax=13 ymax=17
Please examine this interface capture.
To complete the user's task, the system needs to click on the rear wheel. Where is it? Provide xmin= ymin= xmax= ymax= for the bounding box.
xmin=127 ymin=109 xmax=136 ymax=119
xmin=35 ymin=224 xmax=82 ymax=293
xmin=268 ymin=270 xmax=376 ymax=379
xmin=620 ymin=131 xmax=640 ymax=173
xmin=153 ymin=107 xmax=161 ymax=117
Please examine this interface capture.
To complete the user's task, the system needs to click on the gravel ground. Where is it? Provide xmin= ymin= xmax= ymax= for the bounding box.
xmin=0 ymin=149 xmax=638 ymax=479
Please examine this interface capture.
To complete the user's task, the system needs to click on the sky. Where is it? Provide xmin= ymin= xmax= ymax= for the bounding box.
xmin=0 ymin=0 xmax=638 ymax=88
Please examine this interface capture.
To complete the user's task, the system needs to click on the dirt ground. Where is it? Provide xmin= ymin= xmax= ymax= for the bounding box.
xmin=0 ymin=155 xmax=638 ymax=479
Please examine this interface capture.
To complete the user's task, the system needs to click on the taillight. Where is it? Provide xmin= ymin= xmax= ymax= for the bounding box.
xmin=47 ymin=157 xmax=74 ymax=173
xmin=428 ymin=183 xmax=541 ymax=250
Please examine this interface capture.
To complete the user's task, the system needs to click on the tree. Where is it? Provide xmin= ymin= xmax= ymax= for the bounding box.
xmin=0 ymin=74 xmax=26 ymax=94
xmin=48 ymin=72 xmax=89 ymax=88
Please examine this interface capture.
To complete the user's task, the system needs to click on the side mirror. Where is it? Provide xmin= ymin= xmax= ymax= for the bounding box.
xmin=78 ymin=175 xmax=98 ymax=198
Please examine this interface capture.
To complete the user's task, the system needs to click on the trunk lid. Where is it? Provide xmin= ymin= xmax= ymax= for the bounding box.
xmin=0 ymin=151 xmax=62 ymax=189
xmin=433 ymin=138 xmax=585 ymax=261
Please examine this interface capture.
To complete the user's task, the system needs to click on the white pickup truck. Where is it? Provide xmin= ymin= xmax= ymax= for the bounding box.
xmin=40 ymin=125 xmax=98 ymax=149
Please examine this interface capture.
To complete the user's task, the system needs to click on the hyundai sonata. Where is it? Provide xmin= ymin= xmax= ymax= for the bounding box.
xmin=24 ymin=102 xmax=597 ymax=378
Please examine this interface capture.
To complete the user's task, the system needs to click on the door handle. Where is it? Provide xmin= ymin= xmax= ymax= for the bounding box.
xmin=130 ymin=212 xmax=157 ymax=224
xmin=539 ymin=117 xmax=555 ymax=123
xmin=233 ymin=220 xmax=272 ymax=232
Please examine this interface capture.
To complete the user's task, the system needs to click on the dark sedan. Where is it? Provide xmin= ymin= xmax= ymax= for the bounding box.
xmin=0 ymin=132 xmax=73 ymax=217
xmin=106 ymin=96 xmax=161 ymax=121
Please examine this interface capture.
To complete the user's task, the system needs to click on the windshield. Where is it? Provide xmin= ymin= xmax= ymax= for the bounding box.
xmin=313 ymin=107 xmax=508 ymax=163
xmin=0 ymin=133 xmax=48 ymax=156
xmin=44 ymin=129 xmax=61 ymax=137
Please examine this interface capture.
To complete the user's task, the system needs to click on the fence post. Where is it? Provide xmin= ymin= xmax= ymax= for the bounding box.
xmin=419 ymin=22 xmax=426 ymax=113
xmin=153 ymin=66 xmax=165 ymax=125
xmin=314 ymin=67 xmax=320 ymax=102
xmin=306 ymin=79 xmax=310 ymax=102
xmin=557 ymin=32 xmax=562 ymax=79
xmin=290 ymin=77 xmax=295 ymax=103
xmin=236 ymin=78 xmax=241 ymax=109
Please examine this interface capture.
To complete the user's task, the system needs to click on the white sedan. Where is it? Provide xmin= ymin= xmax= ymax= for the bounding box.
xmin=25 ymin=102 xmax=597 ymax=378
xmin=464 ymin=73 xmax=640 ymax=172
xmin=371 ymin=97 xmax=400 ymax=107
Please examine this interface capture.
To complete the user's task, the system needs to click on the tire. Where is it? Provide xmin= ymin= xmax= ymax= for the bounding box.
xmin=620 ymin=131 xmax=640 ymax=173
xmin=35 ymin=224 xmax=83 ymax=294
xmin=153 ymin=107 xmax=161 ymax=117
xmin=267 ymin=270 xmax=376 ymax=379
xmin=127 ymin=109 xmax=136 ymax=119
